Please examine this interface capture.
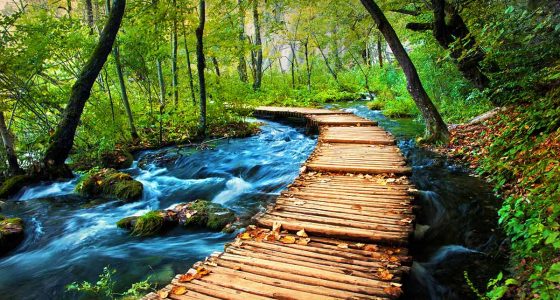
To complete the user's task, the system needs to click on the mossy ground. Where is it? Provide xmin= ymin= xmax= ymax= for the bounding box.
xmin=0 ymin=215 xmax=24 ymax=255
xmin=0 ymin=175 xmax=33 ymax=199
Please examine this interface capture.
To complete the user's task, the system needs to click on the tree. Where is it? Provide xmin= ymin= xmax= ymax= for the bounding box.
xmin=196 ymin=0 xmax=207 ymax=137
xmin=182 ymin=22 xmax=197 ymax=105
xmin=0 ymin=112 xmax=22 ymax=175
xmin=42 ymin=0 xmax=126 ymax=177
xmin=237 ymin=0 xmax=248 ymax=83
xmin=360 ymin=0 xmax=449 ymax=142
xmin=251 ymin=0 xmax=263 ymax=90
xmin=171 ymin=0 xmax=179 ymax=106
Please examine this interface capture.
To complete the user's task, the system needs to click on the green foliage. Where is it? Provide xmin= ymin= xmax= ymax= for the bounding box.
xmin=75 ymin=169 xmax=143 ymax=202
xmin=66 ymin=266 xmax=152 ymax=300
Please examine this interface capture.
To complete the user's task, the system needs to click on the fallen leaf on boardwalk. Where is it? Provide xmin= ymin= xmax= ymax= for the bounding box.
xmin=205 ymin=261 xmax=218 ymax=267
xmin=300 ymin=166 xmax=307 ymax=173
xmin=357 ymin=174 xmax=364 ymax=179
xmin=178 ymin=273 xmax=195 ymax=282
xmin=158 ymin=290 xmax=169 ymax=298
xmin=197 ymin=267 xmax=210 ymax=276
xmin=386 ymin=178 xmax=396 ymax=183
xmin=389 ymin=256 xmax=399 ymax=263
xmin=390 ymin=282 xmax=402 ymax=287
xmin=294 ymin=200 xmax=306 ymax=206
xmin=337 ymin=243 xmax=349 ymax=249
xmin=377 ymin=268 xmax=394 ymax=280
xmin=355 ymin=243 xmax=365 ymax=249
xmin=232 ymin=239 xmax=243 ymax=247
xmin=296 ymin=229 xmax=308 ymax=238
xmin=233 ymin=265 xmax=241 ymax=270
xmin=383 ymin=286 xmax=402 ymax=297
xmin=171 ymin=286 xmax=187 ymax=295
xmin=296 ymin=238 xmax=310 ymax=245
xmin=239 ymin=232 xmax=252 ymax=240
xmin=363 ymin=245 xmax=379 ymax=252
xmin=279 ymin=235 xmax=296 ymax=244
xmin=399 ymin=218 xmax=413 ymax=224
xmin=351 ymin=204 xmax=362 ymax=210
xmin=272 ymin=221 xmax=282 ymax=233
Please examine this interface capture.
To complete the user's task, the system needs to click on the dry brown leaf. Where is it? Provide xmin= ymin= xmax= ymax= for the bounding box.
xmin=296 ymin=238 xmax=310 ymax=245
xmin=337 ymin=243 xmax=349 ymax=249
xmin=158 ymin=290 xmax=169 ymax=298
xmin=377 ymin=268 xmax=394 ymax=280
xmin=363 ymin=244 xmax=379 ymax=252
xmin=279 ymin=235 xmax=296 ymax=244
xmin=272 ymin=221 xmax=282 ymax=233
xmin=399 ymin=218 xmax=413 ymax=224
xmin=355 ymin=243 xmax=365 ymax=249
xmin=171 ymin=286 xmax=187 ymax=295
xmin=296 ymin=229 xmax=308 ymax=238
xmin=351 ymin=204 xmax=362 ymax=210
xmin=178 ymin=273 xmax=195 ymax=282
xmin=197 ymin=267 xmax=210 ymax=276
xmin=383 ymin=286 xmax=402 ymax=297
xmin=233 ymin=265 xmax=241 ymax=270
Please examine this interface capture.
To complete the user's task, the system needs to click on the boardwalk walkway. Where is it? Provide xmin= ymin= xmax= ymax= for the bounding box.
xmin=145 ymin=107 xmax=415 ymax=300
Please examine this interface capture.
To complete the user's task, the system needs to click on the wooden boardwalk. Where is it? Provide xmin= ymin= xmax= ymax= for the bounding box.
xmin=146 ymin=107 xmax=415 ymax=300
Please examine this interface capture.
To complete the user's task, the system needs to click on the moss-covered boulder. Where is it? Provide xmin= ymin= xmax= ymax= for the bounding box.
xmin=75 ymin=168 xmax=143 ymax=202
xmin=177 ymin=200 xmax=236 ymax=230
xmin=0 ymin=215 xmax=24 ymax=255
xmin=100 ymin=150 xmax=134 ymax=169
xmin=116 ymin=200 xmax=236 ymax=237
xmin=0 ymin=175 xmax=33 ymax=199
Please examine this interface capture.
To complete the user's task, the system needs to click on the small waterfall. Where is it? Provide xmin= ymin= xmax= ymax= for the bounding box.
xmin=15 ymin=178 xmax=78 ymax=200
xmin=212 ymin=177 xmax=253 ymax=204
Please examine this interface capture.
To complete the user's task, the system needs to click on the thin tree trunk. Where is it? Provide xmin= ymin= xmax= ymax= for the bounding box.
xmin=156 ymin=58 xmax=165 ymax=144
xmin=171 ymin=0 xmax=179 ymax=106
xmin=289 ymin=43 xmax=297 ymax=89
xmin=0 ymin=112 xmax=23 ymax=175
xmin=252 ymin=0 xmax=263 ymax=90
xmin=43 ymin=0 xmax=126 ymax=175
xmin=103 ymin=67 xmax=115 ymax=122
xmin=211 ymin=56 xmax=220 ymax=77
xmin=303 ymin=37 xmax=311 ymax=91
xmin=313 ymin=35 xmax=338 ymax=83
xmin=106 ymin=0 xmax=139 ymax=141
xmin=377 ymin=33 xmax=383 ymax=68
xmin=237 ymin=0 xmax=248 ymax=82
xmin=182 ymin=23 xmax=197 ymax=105
xmin=85 ymin=0 xmax=94 ymax=33
xmin=360 ymin=0 xmax=449 ymax=142
xmin=196 ymin=0 xmax=207 ymax=137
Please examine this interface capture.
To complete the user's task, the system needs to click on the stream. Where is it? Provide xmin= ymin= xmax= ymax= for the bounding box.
xmin=0 ymin=104 xmax=505 ymax=299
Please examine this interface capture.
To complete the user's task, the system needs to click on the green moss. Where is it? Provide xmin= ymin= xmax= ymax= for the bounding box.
xmin=131 ymin=211 xmax=165 ymax=237
xmin=0 ymin=216 xmax=24 ymax=254
xmin=116 ymin=216 xmax=138 ymax=230
xmin=367 ymin=99 xmax=386 ymax=110
xmin=75 ymin=168 xmax=143 ymax=202
xmin=0 ymin=175 xmax=32 ymax=199
xmin=181 ymin=200 xmax=236 ymax=230
xmin=100 ymin=150 xmax=134 ymax=169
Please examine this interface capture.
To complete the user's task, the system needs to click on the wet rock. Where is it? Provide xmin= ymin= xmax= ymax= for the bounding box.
xmin=100 ymin=149 xmax=134 ymax=169
xmin=75 ymin=168 xmax=143 ymax=202
xmin=0 ymin=201 xmax=6 ymax=211
xmin=117 ymin=200 xmax=236 ymax=237
xmin=0 ymin=175 xmax=33 ymax=199
xmin=0 ymin=215 xmax=24 ymax=255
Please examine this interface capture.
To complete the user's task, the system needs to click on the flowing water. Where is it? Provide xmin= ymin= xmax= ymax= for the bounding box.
xmin=0 ymin=120 xmax=316 ymax=299
xmin=1 ymin=104 xmax=506 ymax=300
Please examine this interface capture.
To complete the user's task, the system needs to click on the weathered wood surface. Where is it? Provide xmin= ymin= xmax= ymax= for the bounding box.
xmin=146 ymin=106 xmax=415 ymax=300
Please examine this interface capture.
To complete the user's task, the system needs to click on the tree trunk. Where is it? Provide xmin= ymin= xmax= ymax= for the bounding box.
xmin=85 ymin=0 xmax=95 ymax=33
xmin=304 ymin=37 xmax=311 ymax=91
xmin=360 ymin=0 xmax=449 ymax=142
xmin=289 ymin=42 xmax=297 ymax=89
xmin=42 ymin=0 xmax=126 ymax=175
xmin=106 ymin=0 xmax=139 ymax=141
xmin=313 ymin=35 xmax=338 ymax=83
xmin=237 ymin=0 xmax=248 ymax=83
xmin=171 ymin=0 xmax=179 ymax=106
xmin=0 ymin=112 xmax=22 ymax=175
xmin=196 ymin=0 xmax=207 ymax=137
xmin=377 ymin=33 xmax=383 ymax=68
xmin=252 ymin=0 xmax=263 ymax=90
xmin=182 ymin=23 xmax=197 ymax=105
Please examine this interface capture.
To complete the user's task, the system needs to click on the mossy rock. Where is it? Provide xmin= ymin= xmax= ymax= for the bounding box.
xmin=0 ymin=175 xmax=33 ymax=199
xmin=100 ymin=150 xmax=134 ymax=169
xmin=179 ymin=200 xmax=236 ymax=230
xmin=116 ymin=200 xmax=236 ymax=237
xmin=75 ymin=168 xmax=143 ymax=202
xmin=0 ymin=216 xmax=24 ymax=255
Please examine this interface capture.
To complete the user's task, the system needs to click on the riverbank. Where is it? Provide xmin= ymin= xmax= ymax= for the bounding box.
xmin=431 ymin=102 xmax=560 ymax=298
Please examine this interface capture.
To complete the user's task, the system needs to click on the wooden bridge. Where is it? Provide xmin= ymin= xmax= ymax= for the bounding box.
xmin=145 ymin=106 xmax=415 ymax=300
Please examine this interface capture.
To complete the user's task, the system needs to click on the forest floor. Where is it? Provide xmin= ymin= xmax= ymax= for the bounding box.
xmin=427 ymin=105 xmax=560 ymax=298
